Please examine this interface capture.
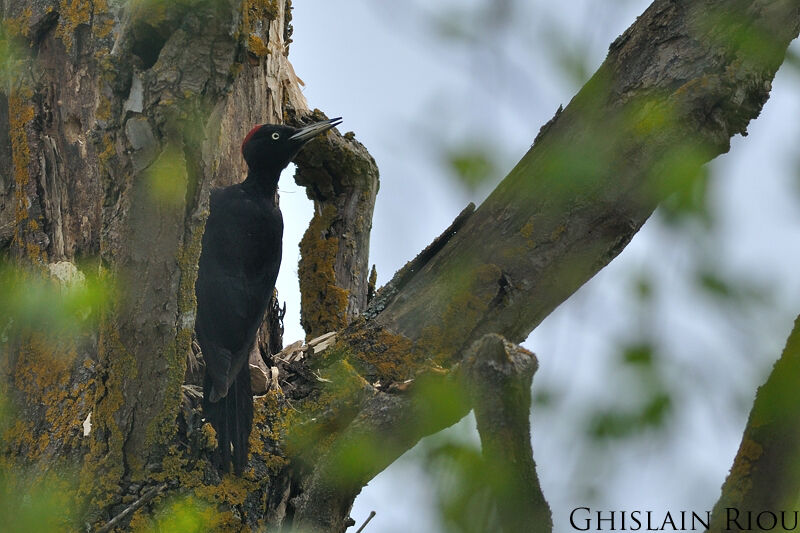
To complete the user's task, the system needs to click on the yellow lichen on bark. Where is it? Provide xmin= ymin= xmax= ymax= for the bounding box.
xmin=520 ymin=216 xmax=537 ymax=250
xmin=8 ymin=88 xmax=40 ymax=259
xmin=419 ymin=263 xmax=503 ymax=363
xmin=95 ymin=95 xmax=112 ymax=122
xmin=247 ymin=34 xmax=269 ymax=57
xmin=241 ymin=0 xmax=280 ymax=36
xmin=249 ymin=391 xmax=290 ymax=471
xmin=141 ymin=333 xmax=186 ymax=458
xmin=299 ymin=204 xmax=350 ymax=339
xmin=56 ymin=0 xmax=111 ymax=50
xmin=4 ymin=6 xmax=32 ymax=37
xmin=79 ymin=322 xmax=138 ymax=512
xmin=121 ymin=390 xmax=291 ymax=531
xmin=337 ymin=321 xmax=422 ymax=383
xmin=56 ymin=0 xmax=91 ymax=50
xmin=6 ymin=334 xmax=91 ymax=461
xmin=722 ymin=436 xmax=762 ymax=505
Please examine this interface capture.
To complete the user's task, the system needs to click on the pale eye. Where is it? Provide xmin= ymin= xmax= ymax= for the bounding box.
xmin=271 ymin=132 xmax=280 ymax=140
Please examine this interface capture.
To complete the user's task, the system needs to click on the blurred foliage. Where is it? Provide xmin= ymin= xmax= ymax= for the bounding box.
xmin=695 ymin=8 xmax=786 ymax=66
xmin=633 ymin=273 xmax=654 ymax=302
xmin=0 ymin=261 xmax=108 ymax=529
xmin=428 ymin=0 xmax=514 ymax=44
xmin=541 ymin=26 xmax=593 ymax=87
xmin=445 ymin=146 xmax=497 ymax=191
xmin=0 ymin=466 xmax=77 ymax=532
xmin=411 ymin=372 xmax=472 ymax=434
xmin=145 ymin=144 xmax=189 ymax=207
xmin=695 ymin=268 xmax=770 ymax=306
xmin=290 ymin=367 xmax=472 ymax=491
xmin=424 ymin=442 xmax=497 ymax=533
xmin=432 ymin=9 xmax=478 ymax=43
xmin=657 ymin=149 xmax=713 ymax=225
xmin=0 ymin=392 xmax=214 ymax=533
xmin=588 ymin=391 xmax=672 ymax=440
xmin=148 ymin=496 xmax=214 ymax=533
xmin=0 ymin=20 xmax=25 ymax=88
xmin=587 ymin=342 xmax=673 ymax=440
xmin=532 ymin=386 xmax=557 ymax=408
xmin=0 ymin=263 xmax=111 ymax=342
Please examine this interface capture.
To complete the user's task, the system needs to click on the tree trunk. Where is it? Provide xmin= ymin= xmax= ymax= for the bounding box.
xmin=1 ymin=0 xmax=315 ymax=529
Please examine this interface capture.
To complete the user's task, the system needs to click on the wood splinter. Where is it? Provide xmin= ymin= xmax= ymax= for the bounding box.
xmin=96 ymin=483 xmax=169 ymax=533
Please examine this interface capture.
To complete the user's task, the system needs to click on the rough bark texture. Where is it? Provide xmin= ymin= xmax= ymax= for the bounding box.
xmin=290 ymin=348 xmax=473 ymax=532
xmin=2 ymin=0 xmax=799 ymax=531
xmin=290 ymin=0 xmax=800 ymax=529
xmin=707 ymin=314 xmax=800 ymax=532
xmin=369 ymin=0 xmax=800 ymax=363
xmin=289 ymin=108 xmax=379 ymax=340
xmin=1 ymin=0 xmax=312 ymax=529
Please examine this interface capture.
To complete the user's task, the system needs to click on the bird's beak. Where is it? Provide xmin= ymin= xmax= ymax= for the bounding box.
xmin=289 ymin=117 xmax=343 ymax=144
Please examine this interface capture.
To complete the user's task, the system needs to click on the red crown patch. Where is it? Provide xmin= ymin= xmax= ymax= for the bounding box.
xmin=241 ymin=125 xmax=262 ymax=154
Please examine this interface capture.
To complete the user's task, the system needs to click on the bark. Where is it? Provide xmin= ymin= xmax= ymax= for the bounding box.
xmin=0 ymin=92 xmax=12 ymax=245
xmin=289 ymin=107 xmax=379 ymax=340
xmin=292 ymin=0 xmax=800 ymax=529
xmin=1 ymin=0 xmax=312 ymax=529
xmin=707 ymin=315 xmax=800 ymax=532
xmin=463 ymin=335 xmax=552 ymax=533
xmin=369 ymin=0 xmax=800 ymax=361
xmin=1 ymin=0 xmax=798 ymax=531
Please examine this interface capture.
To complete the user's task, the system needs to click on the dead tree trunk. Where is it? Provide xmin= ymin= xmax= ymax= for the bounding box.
xmin=1 ymin=0 xmax=320 ymax=529
xmin=1 ymin=0 xmax=799 ymax=532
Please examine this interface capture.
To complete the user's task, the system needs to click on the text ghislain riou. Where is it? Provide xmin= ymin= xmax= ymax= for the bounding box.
xmin=570 ymin=507 xmax=800 ymax=531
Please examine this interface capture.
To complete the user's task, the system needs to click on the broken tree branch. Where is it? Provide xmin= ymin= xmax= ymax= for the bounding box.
xmin=463 ymin=334 xmax=552 ymax=533
xmin=289 ymin=108 xmax=380 ymax=339
xmin=354 ymin=511 xmax=376 ymax=533
xmin=286 ymin=1 xmax=800 ymax=529
xmin=371 ymin=0 xmax=800 ymax=365
xmin=96 ymin=483 xmax=168 ymax=533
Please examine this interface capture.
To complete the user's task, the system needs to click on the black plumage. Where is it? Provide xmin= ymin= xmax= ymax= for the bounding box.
xmin=195 ymin=117 xmax=342 ymax=474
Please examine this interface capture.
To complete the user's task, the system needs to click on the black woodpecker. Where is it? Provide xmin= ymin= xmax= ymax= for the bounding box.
xmin=195 ymin=117 xmax=342 ymax=474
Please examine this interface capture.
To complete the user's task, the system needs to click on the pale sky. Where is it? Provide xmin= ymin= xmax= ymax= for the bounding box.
xmin=278 ymin=2 xmax=800 ymax=531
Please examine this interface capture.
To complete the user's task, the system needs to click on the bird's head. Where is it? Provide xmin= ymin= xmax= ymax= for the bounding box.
xmin=241 ymin=117 xmax=342 ymax=175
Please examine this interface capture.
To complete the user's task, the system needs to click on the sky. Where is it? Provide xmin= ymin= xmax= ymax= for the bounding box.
xmin=276 ymin=2 xmax=800 ymax=531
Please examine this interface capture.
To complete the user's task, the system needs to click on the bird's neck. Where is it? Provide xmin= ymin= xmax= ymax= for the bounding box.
xmin=242 ymin=168 xmax=280 ymax=199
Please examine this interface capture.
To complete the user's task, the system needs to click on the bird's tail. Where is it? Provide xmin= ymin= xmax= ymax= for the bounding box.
xmin=203 ymin=368 xmax=253 ymax=475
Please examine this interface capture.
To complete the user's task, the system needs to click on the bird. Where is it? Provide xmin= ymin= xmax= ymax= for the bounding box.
xmin=195 ymin=117 xmax=342 ymax=474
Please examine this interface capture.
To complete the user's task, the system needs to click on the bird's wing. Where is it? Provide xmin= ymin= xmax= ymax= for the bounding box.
xmin=195 ymin=187 xmax=283 ymax=397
